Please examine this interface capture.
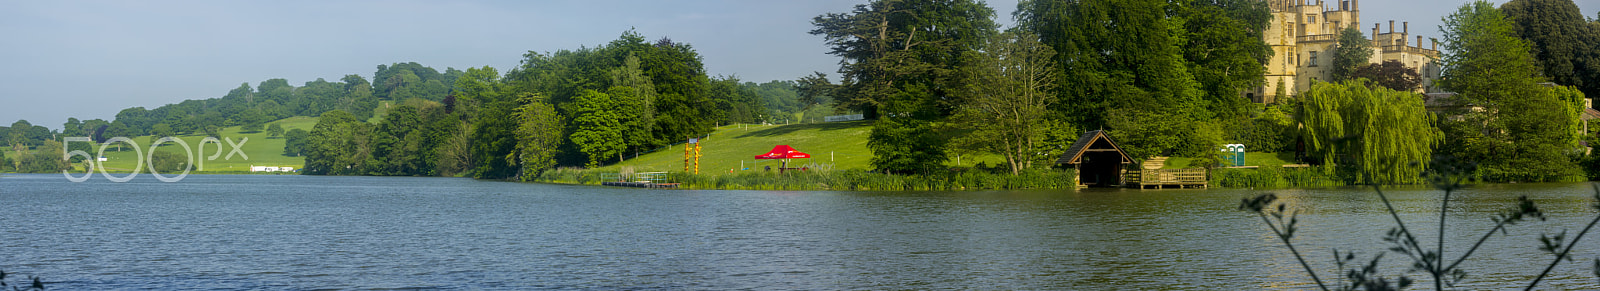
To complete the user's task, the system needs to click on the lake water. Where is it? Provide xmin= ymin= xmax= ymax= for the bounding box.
xmin=2 ymin=174 xmax=1599 ymax=289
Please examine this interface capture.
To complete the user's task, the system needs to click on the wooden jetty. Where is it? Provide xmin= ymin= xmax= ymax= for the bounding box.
xmin=1124 ymin=168 xmax=1208 ymax=189
xmin=600 ymin=172 xmax=677 ymax=188
xmin=601 ymin=181 xmax=680 ymax=188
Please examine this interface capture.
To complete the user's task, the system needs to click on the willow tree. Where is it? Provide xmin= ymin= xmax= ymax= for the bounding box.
xmin=1299 ymin=81 xmax=1440 ymax=184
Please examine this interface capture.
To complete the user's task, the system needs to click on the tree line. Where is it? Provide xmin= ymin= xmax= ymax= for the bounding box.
xmin=800 ymin=0 xmax=1595 ymax=183
xmin=297 ymin=31 xmax=818 ymax=178
xmin=11 ymin=0 xmax=1600 ymax=184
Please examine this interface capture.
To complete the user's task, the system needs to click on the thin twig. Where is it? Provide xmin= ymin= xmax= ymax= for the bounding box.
xmin=1259 ymin=212 xmax=1331 ymax=291
xmin=1526 ymin=213 xmax=1600 ymax=289
xmin=1373 ymin=185 xmax=1441 ymax=281
xmin=1445 ymin=220 xmax=1510 ymax=271
xmin=1438 ymin=188 xmax=1452 ymax=290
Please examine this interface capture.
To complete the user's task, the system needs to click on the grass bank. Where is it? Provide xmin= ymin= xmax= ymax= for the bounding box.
xmin=1210 ymin=166 xmax=1343 ymax=188
xmin=597 ymin=121 xmax=1007 ymax=173
xmin=536 ymin=168 xmax=1077 ymax=191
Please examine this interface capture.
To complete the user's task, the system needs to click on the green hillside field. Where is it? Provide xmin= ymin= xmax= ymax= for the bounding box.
xmin=86 ymin=116 xmax=318 ymax=173
xmin=66 ymin=117 xmax=1009 ymax=175
xmin=594 ymin=120 xmax=1008 ymax=174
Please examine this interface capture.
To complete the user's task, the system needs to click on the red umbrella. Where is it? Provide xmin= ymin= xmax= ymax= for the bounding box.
xmin=755 ymin=145 xmax=811 ymax=159
xmin=755 ymin=145 xmax=810 ymax=171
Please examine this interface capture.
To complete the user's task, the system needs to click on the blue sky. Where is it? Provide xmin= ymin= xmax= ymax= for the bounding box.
xmin=1 ymin=0 xmax=1594 ymax=129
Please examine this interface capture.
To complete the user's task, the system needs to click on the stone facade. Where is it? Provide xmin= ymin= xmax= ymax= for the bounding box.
xmin=1250 ymin=0 xmax=1441 ymax=104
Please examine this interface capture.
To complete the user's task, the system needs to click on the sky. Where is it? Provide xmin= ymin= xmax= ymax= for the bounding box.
xmin=0 ymin=0 xmax=1594 ymax=130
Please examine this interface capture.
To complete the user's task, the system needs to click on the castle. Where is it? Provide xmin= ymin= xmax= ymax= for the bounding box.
xmin=1250 ymin=0 xmax=1442 ymax=103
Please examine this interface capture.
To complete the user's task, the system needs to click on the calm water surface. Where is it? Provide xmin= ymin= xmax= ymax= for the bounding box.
xmin=2 ymin=174 xmax=1599 ymax=289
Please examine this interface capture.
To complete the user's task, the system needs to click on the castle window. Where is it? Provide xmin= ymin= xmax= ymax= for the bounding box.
xmin=1308 ymin=15 xmax=1317 ymax=23
xmin=1309 ymin=51 xmax=1319 ymax=66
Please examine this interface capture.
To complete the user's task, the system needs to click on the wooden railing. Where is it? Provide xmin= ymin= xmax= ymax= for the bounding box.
xmin=603 ymin=172 xmax=671 ymax=183
xmin=1125 ymin=168 xmax=1208 ymax=185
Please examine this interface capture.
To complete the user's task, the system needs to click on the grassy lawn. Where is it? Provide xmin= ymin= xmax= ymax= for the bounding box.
xmin=91 ymin=116 xmax=317 ymax=173
xmin=598 ymin=121 xmax=875 ymax=173
xmin=596 ymin=120 xmax=1009 ymax=174
xmin=1164 ymin=152 xmax=1298 ymax=169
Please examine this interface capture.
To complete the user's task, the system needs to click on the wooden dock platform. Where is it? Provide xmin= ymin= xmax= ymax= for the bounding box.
xmin=601 ymin=181 xmax=680 ymax=188
xmin=1125 ymin=168 xmax=1208 ymax=189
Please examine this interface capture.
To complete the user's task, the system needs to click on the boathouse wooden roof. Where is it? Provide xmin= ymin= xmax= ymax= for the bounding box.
xmin=1056 ymin=130 xmax=1135 ymax=165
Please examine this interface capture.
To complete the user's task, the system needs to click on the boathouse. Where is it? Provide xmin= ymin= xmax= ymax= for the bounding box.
xmin=1056 ymin=131 xmax=1134 ymax=188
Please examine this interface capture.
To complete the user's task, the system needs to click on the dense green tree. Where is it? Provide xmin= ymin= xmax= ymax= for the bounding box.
xmin=812 ymin=0 xmax=997 ymax=172
xmin=608 ymin=54 xmax=657 ymax=145
xmin=469 ymin=98 xmax=521 ymax=179
xmin=240 ymin=120 xmax=264 ymax=133
xmin=266 ymin=123 xmax=284 ymax=138
xmin=102 ymin=121 xmax=133 ymax=142
xmin=149 ymin=151 xmax=189 ymax=174
xmin=1175 ymin=0 xmax=1274 ymax=120
xmin=639 ymin=37 xmax=716 ymax=146
xmin=510 ymin=93 xmax=565 ymax=180
xmin=12 ymin=139 xmax=66 ymax=173
xmin=952 ymin=30 xmax=1058 ymax=174
xmin=1349 ymin=60 xmax=1423 ymax=92
xmin=795 ymin=72 xmax=837 ymax=111
xmin=568 ymin=89 xmax=626 ymax=167
xmin=1299 ymin=81 xmax=1440 ymax=184
xmin=113 ymin=107 xmax=150 ymax=136
xmin=744 ymin=80 xmax=801 ymax=120
xmin=1438 ymin=0 xmax=1581 ymax=181
xmin=150 ymin=123 xmax=175 ymax=138
xmin=1239 ymin=103 xmax=1297 ymax=153
xmin=1502 ymin=0 xmax=1600 ymax=99
xmin=6 ymin=120 xmax=27 ymax=170
xmin=706 ymin=76 xmax=765 ymax=125
xmin=1018 ymin=0 xmax=1209 ymax=159
xmin=283 ymin=128 xmax=308 ymax=157
xmin=370 ymin=105 xmax=429 ymax=175
xmin=257 ymin=79 xmax=292 ymax=104
xmin=432 ymin=120 xmax=472 ymax=177
xmin=62 ymin=118 xmax=83 ymax=137
xmin=868 ymin=115 xmax=947 ymax=173
xmin=303 ymin=110 xmax=361 ymax=175
xmin=6 ymin=120 xmax=28 ymax=149
xmin=503 ymin=31 xmax=713 ymax=163
xmin=1331 ymin=26 xmax=1374 ymax=82
xmin=810 ymin=0 xmax=996 ymax=118
xmin=452 ymin=66 xmax=502 ymax=120
xmin=341 ymin=74 xmax=379 ymax=119
xmin=374 ymin=62 xmax=452 ymax=101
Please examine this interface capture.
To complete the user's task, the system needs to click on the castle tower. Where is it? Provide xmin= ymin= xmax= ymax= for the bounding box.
xmin=1250 ymin=0 xmax=1438 ymax=103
